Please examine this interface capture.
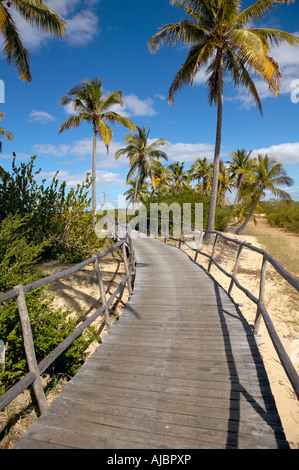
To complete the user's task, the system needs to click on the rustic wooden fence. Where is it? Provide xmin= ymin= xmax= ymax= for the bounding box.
xmin=135 ymin=216 xmax=299 ymax=401
xmin=0 ymin=231 xmax=135 ymax=415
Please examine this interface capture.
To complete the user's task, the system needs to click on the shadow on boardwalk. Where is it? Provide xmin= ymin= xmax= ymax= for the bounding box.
xmin=15 ymin=236 xmax=289 ymax=449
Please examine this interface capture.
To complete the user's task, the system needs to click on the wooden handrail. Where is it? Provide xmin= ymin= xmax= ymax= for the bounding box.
xmin=0 ymin=232 xmax=135 ymax=414
xmin=140 ymin=216 xmax=299 ymax=401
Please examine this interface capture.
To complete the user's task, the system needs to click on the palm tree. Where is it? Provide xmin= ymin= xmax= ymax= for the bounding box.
xmin=0 ymin=0 xmax=65 ymax=82
xmin=0 ymin=112 xmax=13 ymax=152
xmin=167 ymin=161 xmax=191 ymax=193
xmin=59 ymin=77 xmax=136 ymax=226
xmin=124 ymin=179 xmax=150 ymax=208
xmin=217 ymin=159 xmax=233 ymax=207
xmin=148 ymin=0 xmax=299 ymax=242
xmin=236 ymin=154 xmax=294 ymax=234
xmin=115 ymin=126 xmax=168 ymax=210
xmin=229 ymin=149 xmax=256 ymax=210
xmin=150 ymin=160 xmax=171 ymax=197
xmin=190 ymin=157 xmax=213 ymax=196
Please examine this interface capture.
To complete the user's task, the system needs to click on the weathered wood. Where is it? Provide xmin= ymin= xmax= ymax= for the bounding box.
xmin=208 ymin=233 xmax=218 ymax=272
xmin=93 ymin=254 xmax=111 ymax=332
xmin=0 ymin=372 xmax=35 ymax=412
xmin=228 ymin=243 xmax=244 ymax=295
xmin=122 ymin=242 xmax=132 ymax=296
xmin=259 ymin=304 xmax=299 ymax=401
xmin=15 ymin=235 xmax=289 ymax=449
xmin=254 ymin=255 xmax=268 ymax=335
xmin=15 ymin=285 xmax=48 ymax=415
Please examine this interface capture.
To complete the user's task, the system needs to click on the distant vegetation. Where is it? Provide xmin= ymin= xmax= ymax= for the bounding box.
xmin=263 ymin=200 xmax=299 ymax=233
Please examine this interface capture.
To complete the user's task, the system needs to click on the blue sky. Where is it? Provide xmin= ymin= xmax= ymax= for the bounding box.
xmin=1 ymin=0 xmax=299 ymax=209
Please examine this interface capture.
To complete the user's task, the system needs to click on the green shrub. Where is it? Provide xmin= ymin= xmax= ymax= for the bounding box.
xmin=263 ymin=200 xmax=299 ymax=233
xmin=0 ymin=213 xmax=100 ymax=397
xmin=0 ymin=155 xmax=105 ymax=263
xmin=144 ymin=189 xmax=232 ymax=232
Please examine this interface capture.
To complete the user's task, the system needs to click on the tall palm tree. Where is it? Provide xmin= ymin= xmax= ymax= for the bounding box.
xmin=124 ymin=179 xmax=150 ymax=208
xmin=236 ymin=154 xmax=294 ymax=234
xmin=115 ymin=126 xmax=168 ymax=209
xmin=190 ymin=157 xmax=213 ymax=196
xmin=0 ymin=0 xmax=65 ymax=82
xmin=0 ymin=112 xmax=13 ymax=152
xmin=167 ymin=161 xmax=191 ymax=193
xmin=59 ymin=77 xmax=136 ymax=226
xmin=148 ymin=0 xmax=299 ymax=242
xmin=229 ymin=149 xmax=256 ymax=209
xmin=150 ymin=160 xmax=171 ymax=197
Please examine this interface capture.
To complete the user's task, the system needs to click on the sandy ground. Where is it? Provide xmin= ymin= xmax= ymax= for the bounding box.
xmin=180 ymin=224 xmax=299 ymax=449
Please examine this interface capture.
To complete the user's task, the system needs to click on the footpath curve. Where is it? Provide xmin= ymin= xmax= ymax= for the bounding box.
xmin=15 ymin=235 xmax=289 ymax=449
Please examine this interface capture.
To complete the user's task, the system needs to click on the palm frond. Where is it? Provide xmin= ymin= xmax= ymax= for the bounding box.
xmin=13 ymin=0 xmax=66 ymax=38
xmin=2 ymin=6 xmax=31 ymax=81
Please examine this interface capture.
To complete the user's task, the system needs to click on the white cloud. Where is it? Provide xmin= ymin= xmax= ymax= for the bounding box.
xmin=252 ymin=142 xmax=299 ymax=165
xmin=165 ymin=142 xmax=216 ymax=162
xmin=64 ymin=10 xmax=99 ymax=46
xmin=29 ymin=110 xmax=56 ymax=123
xmin=32 ymin=143 xmax=71 ymax=157
xmin=32 ymin=137 xmax=128 ymax=169
xmin=111 ymin=94 xmax=157 ymax=117
xmin=10 ymin=1 xmax=100 ymax=50
xmin=36 ymin=168 xmax=125 ymax=188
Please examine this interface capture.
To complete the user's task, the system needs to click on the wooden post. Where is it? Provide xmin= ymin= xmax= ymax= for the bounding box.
xmin=128 ymin=232 xmax=136 ymax=274
xmin=178 ymin=221 xmax=183 ymax=250
xmin=253 ymin=255 xmax=268 ymax=335
xmin=122 ymin=242 xmax=133 ymax=296
xmin=208 ymin=233 xmax=218 ymax=273
xmin=93 ymin=255 xmax=111 ymax=332
xmin=15 ymin=285 xmax=48 ymax=415
xmin=228 ymin=243 xmax=244 ymax=295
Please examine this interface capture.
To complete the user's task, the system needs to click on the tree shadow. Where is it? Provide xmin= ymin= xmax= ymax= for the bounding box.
xmin=213 ymin=281 xmax=289 ymax=449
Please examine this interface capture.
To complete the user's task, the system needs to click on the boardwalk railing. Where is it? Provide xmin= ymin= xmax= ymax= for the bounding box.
xmin=135 ymin=216 xmax=299 ymax=401
xmin=0 ymin=231 xmax=135 ymax=415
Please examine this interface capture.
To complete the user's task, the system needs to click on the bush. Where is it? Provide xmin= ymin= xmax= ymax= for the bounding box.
xmin=263 ymin=200 xmax=299 ymax=233
xmin=0 ymin=155 xmax=105 ymax=262
xmin=0 ymin=213 xmax=100 ymax=397
xmin=144 ymin=189 xmax=232 ymax=232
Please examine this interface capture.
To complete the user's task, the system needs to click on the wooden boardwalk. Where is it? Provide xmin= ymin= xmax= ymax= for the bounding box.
xmin=15 ymin=235 xmax=289 ymax=449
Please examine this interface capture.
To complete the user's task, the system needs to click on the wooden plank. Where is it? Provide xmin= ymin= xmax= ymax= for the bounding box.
xmin=15 ymin=234 xmax=288 ymax=450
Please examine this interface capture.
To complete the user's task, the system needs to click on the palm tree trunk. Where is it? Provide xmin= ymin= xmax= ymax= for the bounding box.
xmin=236 ymin=192 xmax=261 ymax=234
xmin=205 ymin=52 xmax=223 ymax=243
xmin=133 ymin=166 xmax=141 ymax=212
xmin=92 ymin=131 xmax=97 ymax=228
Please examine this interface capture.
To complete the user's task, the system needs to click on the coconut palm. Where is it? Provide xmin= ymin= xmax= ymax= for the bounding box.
xmin=229 ymin=149 xmax=256 ymax=209
xmin=167 ymin=161 xmax=191 ymax=193
xmin=236 ymin=154 xmax=294 ymax=234
xmin=217 ymin=159 xmax=233 ymax=207
xmin=190 ymin=157 xmax=213 ymax=196
xmin=150 ymin=160 xmax=171 ymax=197
xmin=59 ymin=77 xmax=136 ymax=226
xmin=0 ymin=112 xmax=13 ymax=152
xmin=115 ymin=126 xmax=168 ymax=210
xmin=124 ymin=179 xmax=150 ymax=208
xmin=0 ymin=0 xmax=65 ymax=82
xmin=148 ymin=0 xmax=299 ymax=241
